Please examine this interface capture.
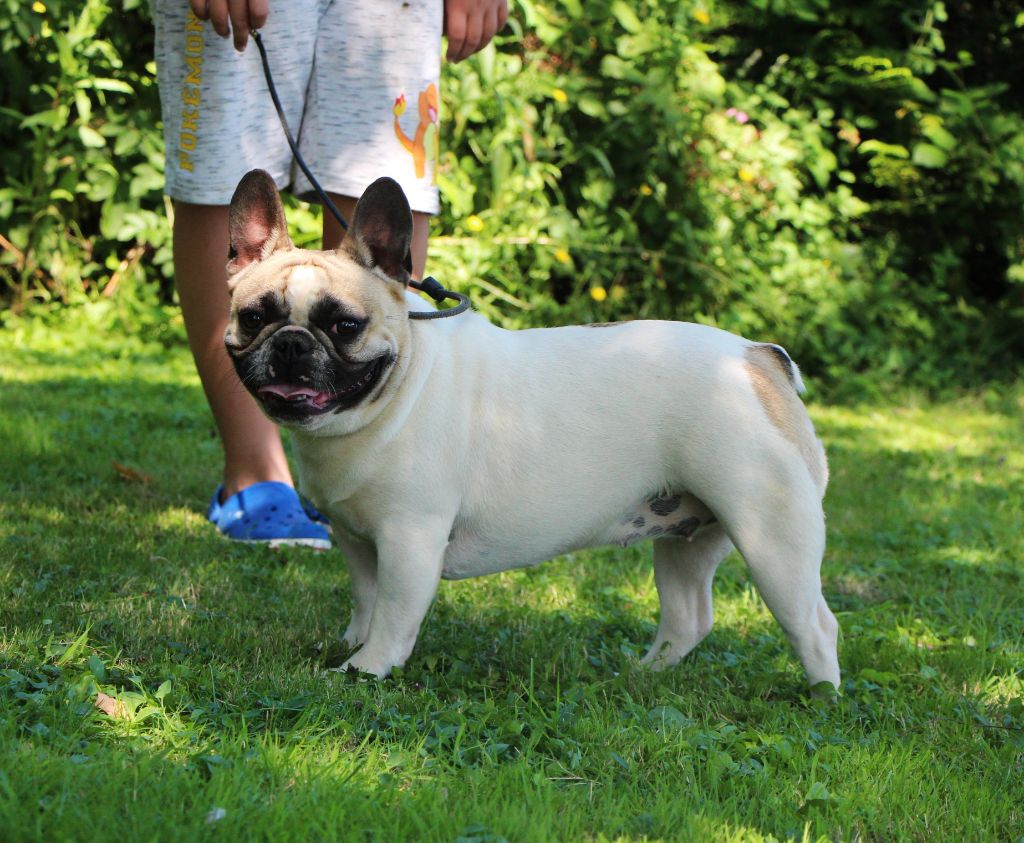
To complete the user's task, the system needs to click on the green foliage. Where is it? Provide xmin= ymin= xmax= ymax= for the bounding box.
xmin=1 ymin=0 xmax=1022 ymax=394
xmin=0 ymin=0 xmax=170 ymax=307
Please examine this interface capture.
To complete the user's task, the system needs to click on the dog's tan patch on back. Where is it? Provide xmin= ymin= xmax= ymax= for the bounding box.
xmin=744 ymin=346 xmax=828 ymax=494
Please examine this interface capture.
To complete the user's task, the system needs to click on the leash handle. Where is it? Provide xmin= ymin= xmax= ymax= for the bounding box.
xmin=252 ymin=30 xmax=468 ymax=321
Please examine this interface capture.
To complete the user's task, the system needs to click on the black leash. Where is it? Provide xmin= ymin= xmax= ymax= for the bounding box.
xmin=252 ymin=30 xmax=470 ymax=321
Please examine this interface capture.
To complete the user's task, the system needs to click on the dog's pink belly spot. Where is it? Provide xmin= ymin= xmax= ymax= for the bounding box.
xmin=604 ymin=492 xmax=717 ymax=548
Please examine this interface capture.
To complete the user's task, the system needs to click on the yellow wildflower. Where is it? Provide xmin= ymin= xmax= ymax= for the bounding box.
xmin=466 ymin=215 xmax=485 ymax=232
xmin=693 ymin=8 xmax=710 ymax=24
xmin=32 ymin=0 xmax=46 ymax=11
xmin=590 ymin=286 xmax=608 ymax=302
xmin=552 ymin=88 xmax=569 ymax=104
xmin=639 ymin=184 xmax=654 ymax=196
xmin=738 ymin=167 xmax=755 ymax=183
xmin=554 ymin=248 xmax=572 ymax=265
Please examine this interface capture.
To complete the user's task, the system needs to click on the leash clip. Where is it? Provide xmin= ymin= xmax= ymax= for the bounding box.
xmin=408 ymin=276 xmax=471 ymax=320
xmin=414 ymin=276 xmax=447 ymax=303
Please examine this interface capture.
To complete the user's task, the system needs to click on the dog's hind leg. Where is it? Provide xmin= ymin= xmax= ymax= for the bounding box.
xmin=641 ymin=525 xmax=734 ymax=669
xmin=718 ymin=477 xmax=840 ymax=689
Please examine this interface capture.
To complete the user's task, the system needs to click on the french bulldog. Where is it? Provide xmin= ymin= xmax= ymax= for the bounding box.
xmin=223 ymin=169 xmax=841 ymax=690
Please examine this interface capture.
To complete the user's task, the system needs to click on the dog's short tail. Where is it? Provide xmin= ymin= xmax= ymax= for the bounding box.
xmin=763 ymin=343 xmax=806 ymax=394
xmin=746 ymin=342 xmax=828 ymax=497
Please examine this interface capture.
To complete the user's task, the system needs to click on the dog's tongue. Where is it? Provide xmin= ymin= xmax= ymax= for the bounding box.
xmin=258 ymin=384 xmax=331 ymax=406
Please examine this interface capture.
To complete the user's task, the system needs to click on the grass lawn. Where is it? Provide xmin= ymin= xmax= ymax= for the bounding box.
xmin=1 ymin=308 xmax=1022 ymax=842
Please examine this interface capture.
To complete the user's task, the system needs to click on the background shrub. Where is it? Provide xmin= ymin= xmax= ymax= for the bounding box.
xmin=1 ymin=0 xmax=1022 ymax=396
xmin=0 ymin=0 xmax=179 ymax=341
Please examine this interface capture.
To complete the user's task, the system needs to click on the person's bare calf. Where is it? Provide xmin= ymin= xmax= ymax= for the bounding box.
xmin=173 ymin=201 xmax=294 ymax=499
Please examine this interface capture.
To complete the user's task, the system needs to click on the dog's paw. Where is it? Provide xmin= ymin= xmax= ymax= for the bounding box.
xmin=341 ymin=625 xmax=367 ymax=649
xmin=639 ymin=639 xmax=686 ymax=671
xmin=327 ymin=661 xmax=377 ymax=680
xmin=334 ymin=652 xmax=394 ymax=679
xmin=807 ymin=680 xmax=841 ymax=704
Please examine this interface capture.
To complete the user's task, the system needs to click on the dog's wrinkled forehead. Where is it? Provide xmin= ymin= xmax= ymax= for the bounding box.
xmin=231 ymin=249 xmax=381 ymax=324
xmin=281 ymin=264 xmax=325 ymax=321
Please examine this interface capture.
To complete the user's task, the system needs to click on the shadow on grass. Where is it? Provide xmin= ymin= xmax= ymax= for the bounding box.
xmin=3 ymin=374 xmax=227 ymax=512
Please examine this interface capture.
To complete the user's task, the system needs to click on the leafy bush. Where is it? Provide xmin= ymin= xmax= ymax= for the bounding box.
xmin=0 ymin=1 xmax=166 ymax=293
xmin=0 ymin=0 xmax=184 ymax=343
xmin=1 ymin=0 xmax=1022 ymax=395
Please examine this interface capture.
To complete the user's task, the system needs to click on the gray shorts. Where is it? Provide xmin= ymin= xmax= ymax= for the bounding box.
xmin=152 ymin=0 xmax=442 ymax=213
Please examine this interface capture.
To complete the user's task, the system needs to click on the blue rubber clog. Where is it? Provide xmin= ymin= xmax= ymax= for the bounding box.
xmin=207 ymin=481 xmax=331 ymax=549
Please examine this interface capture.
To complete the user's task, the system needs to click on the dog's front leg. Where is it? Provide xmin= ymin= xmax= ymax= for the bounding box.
xmin=337 ymin=537 xmax=377 ymax=648
xmin=337 ymin=524 xmax=448 ymax=678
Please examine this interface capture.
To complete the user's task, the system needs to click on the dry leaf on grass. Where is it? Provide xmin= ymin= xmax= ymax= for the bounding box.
xmin=95 ymin=692 xmax=130 ymax=719
xmin=112 ymin=461 xmax=153 ymax=486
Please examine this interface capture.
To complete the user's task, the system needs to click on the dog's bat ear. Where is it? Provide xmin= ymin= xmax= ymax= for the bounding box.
xmin=340 ymin=177 xmax=413 ymax=285
xmin=227 ymin=170 xmax=293 ymax=277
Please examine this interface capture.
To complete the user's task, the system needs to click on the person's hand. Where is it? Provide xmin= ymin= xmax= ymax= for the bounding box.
xmin=444 ymin=0 xmax=508 ymax=62
xmin=189 ymin=0 xmax=269 ymax=52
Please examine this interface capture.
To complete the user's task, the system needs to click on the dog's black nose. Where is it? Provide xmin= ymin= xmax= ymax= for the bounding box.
xmin=272 ymin=330 xmax=315 ymax=362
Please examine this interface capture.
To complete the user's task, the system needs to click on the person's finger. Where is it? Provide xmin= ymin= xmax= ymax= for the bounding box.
xmin=206 ymin=0 xmax=230 ymax=37
xmin=189 ymin=0 xmax=210 ymax=20
xmin=451 ymin=3 xmax=484 ymax=61
xmin=447 ymin=1 xmax=507 ymax=61
xmin=480 ymin=3 xmax=499 ymax=52
xmin=445 ymin=2 xmax=467 ymax=63
xmin=459 ymin=12 xmax=483 ymax=61
xmin=230 ymin=0 xmax=250 ymax=50
xmin=248 ymin=0 xmax=269 ymax=30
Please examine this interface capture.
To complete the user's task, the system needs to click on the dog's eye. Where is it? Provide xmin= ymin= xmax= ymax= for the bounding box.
xmin=239 ymin=310 xmax=264 ymax=332
xmin=330 ymin=319 xmax=364 ymax=336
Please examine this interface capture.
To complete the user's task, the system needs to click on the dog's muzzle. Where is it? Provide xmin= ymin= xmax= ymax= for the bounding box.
xmin=247 ymin=328 xmax=390 ymax=421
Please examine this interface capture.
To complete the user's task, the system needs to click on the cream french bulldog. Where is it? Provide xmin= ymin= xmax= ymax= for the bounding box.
xmin=223 ymin=169 xmax=841 ymax=690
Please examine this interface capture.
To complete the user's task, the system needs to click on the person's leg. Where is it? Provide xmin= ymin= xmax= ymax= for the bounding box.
xmin=152 ymin=1 xmax=330 ymax=545
xmin=172 ymin=201 xmax=293 ymax=500
xmin=321 ymin=194 xmax=430 ymax=278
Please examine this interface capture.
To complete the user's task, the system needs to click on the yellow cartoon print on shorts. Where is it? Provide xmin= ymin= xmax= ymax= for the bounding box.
xmin=393 ymin=84 xmax=439 ymax=183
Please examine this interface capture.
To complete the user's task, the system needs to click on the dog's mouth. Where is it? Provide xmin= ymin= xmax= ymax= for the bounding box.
xmin=254 ymin=358 xmax=389 ymax=419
